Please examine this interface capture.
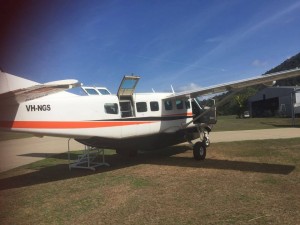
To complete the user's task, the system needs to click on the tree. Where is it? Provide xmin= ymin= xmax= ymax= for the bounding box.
xmin=234 ymin=87 xmax=257 ymax=118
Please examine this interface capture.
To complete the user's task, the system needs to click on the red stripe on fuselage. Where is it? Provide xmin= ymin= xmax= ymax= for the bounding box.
xmin=163 ymin=112 xmax=193 ymax=117
xmin=0 ymin=121 xmax=154 ymax=129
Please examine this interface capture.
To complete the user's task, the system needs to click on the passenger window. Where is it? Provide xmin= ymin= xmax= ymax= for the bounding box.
xmin=185 ymin=100 xmax=191 ymax=109
xmin=136 ymin=102 xmax=147 ymax=112
xmin=104 ymin=103 xmax=119 ymax=114
xmin=164 ymin=100 xmax=173 ymax=110
xmin=150 ymin=101 xmax=159 ymax=111
xmin=176 ymin=100 xmax=184 ymax=109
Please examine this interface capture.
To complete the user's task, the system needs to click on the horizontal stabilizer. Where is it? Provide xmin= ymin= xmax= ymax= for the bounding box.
xmin=0 ymin=72 xmax=81 ymax=104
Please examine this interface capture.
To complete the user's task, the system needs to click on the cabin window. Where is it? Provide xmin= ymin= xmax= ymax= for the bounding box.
xmin=176 ymin=100 xmax=184 ymax=109
xmin=164 ymin=100 xmax=173 ymax=110
xmin=136 ymin=102 xmax=147 ymax=112
xmin=185 ymin=100 xmax=191 ymax=109
xmin=104 ymin=103 xmax=119 ymax=114
xmin=150 ymin=101 xmax=159 ymax=111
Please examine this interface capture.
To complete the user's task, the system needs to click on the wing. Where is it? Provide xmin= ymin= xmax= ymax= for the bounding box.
xmin=0 ymin=73 xmax=81 ymax=104
xmin=164 ymin=68 xmax=300 ymax=99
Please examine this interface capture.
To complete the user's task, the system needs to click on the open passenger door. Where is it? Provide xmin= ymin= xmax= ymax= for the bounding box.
xmin=117 ymin=75 xmax=140 ymax=117
xmin=117 ymin=75 xmax=140 ymax=98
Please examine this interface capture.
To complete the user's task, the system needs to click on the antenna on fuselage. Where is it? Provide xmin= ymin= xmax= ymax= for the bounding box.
xmin=171 ymin=85 xmax=175 ymax=94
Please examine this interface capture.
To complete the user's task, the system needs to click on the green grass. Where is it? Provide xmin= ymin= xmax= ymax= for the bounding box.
xmin=1 ymin=138 xmax=300 ymax=225
xmin=1 ymin=116 xmax=299 ymax=224
xmin=213 ymin=115 xmax=300 ymax=131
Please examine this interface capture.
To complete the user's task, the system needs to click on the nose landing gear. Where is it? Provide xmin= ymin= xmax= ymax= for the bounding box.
xmin=186 ymin=125 xmax=211 ymax=160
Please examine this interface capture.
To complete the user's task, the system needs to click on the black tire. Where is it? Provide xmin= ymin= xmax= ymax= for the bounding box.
xmin=193 ymin=141 xmax=206 ymax=160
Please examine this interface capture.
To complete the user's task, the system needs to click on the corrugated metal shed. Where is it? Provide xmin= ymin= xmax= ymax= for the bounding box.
xmin=248 ymin=86 xmax=300 ymax=117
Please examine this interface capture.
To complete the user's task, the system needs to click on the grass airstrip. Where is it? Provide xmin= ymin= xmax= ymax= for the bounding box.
xmin=0 ymin=116 xmax=300 ymax=225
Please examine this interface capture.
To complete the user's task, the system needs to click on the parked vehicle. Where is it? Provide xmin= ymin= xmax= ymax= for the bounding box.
xmin=243 ymin=111 xmax=250 ymax=118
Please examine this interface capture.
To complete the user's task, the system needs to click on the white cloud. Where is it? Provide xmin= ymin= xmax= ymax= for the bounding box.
xmin=205 ymin=36 xmax=223 ymax=43
xmin=252 ymin=59 xmax=268 ymax=67
xmin=286 ymin=55 xmax=292 ymax=60
xmin=176 ymin=82 xmax=202 ymax=92
xmin=245 ymin=1 xmax=300 ymax=36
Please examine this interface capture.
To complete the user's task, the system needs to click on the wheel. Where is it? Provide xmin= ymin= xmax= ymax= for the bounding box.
xmin=193 ymin=141 xmax=206 ymax=160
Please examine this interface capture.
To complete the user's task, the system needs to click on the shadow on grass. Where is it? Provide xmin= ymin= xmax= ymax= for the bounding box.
xmin=0 ymin=145 xmax=295 ymax=190
xmin=18 ymin=153 xmax=63 ymax=158
xmin=260 ymin=121 xmax=300 ymax=128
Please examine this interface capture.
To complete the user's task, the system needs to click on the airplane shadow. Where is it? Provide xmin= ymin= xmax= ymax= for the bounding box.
xmin=18 ymin=153 xmax=60 ymax=158
xmin=0 ymin=145 xmax=295 ymax=191
xmin=260 ymin=121 xmax=300 ymax=128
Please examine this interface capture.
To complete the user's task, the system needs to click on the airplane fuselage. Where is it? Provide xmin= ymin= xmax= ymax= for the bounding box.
xmin=1 ymin=92 xmax=201 ymax=152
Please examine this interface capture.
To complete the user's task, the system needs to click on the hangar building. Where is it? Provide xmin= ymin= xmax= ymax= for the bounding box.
xmin=248 ymin=87 xmax=300 ymax=117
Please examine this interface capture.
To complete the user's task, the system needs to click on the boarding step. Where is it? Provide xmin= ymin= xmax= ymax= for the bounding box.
xmin=68 ymin=139 xmax=110 ymax=171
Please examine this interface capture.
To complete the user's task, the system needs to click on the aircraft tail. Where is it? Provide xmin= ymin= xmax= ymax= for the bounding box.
xmin=0 ymin=71 xmax=80 ymax=104
xmin=0 ymin=71 xmax=39 ymax=94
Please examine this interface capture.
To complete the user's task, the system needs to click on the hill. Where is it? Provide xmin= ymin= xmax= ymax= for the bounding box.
xmin=265 ymin=52 xmax=300 ymax=86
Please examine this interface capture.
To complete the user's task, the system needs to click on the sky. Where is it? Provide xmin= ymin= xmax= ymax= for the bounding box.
xmin=1 ymin=0 xmax=300 ymax=94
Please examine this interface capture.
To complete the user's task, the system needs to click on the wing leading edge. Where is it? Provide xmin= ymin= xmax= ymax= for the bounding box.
xmin=165 ymin=68 xmax=300 ymax=99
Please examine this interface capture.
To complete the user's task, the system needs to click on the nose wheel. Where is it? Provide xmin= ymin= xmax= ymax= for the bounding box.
xmin=193 ymin=141 xmax=206 ymax=160
xmin=185 ymin=124 xmax=211 ymax=160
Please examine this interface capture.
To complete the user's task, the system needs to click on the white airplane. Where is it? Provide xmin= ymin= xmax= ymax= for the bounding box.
xmin=1 ymin=68 xmax=300 ymax=163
